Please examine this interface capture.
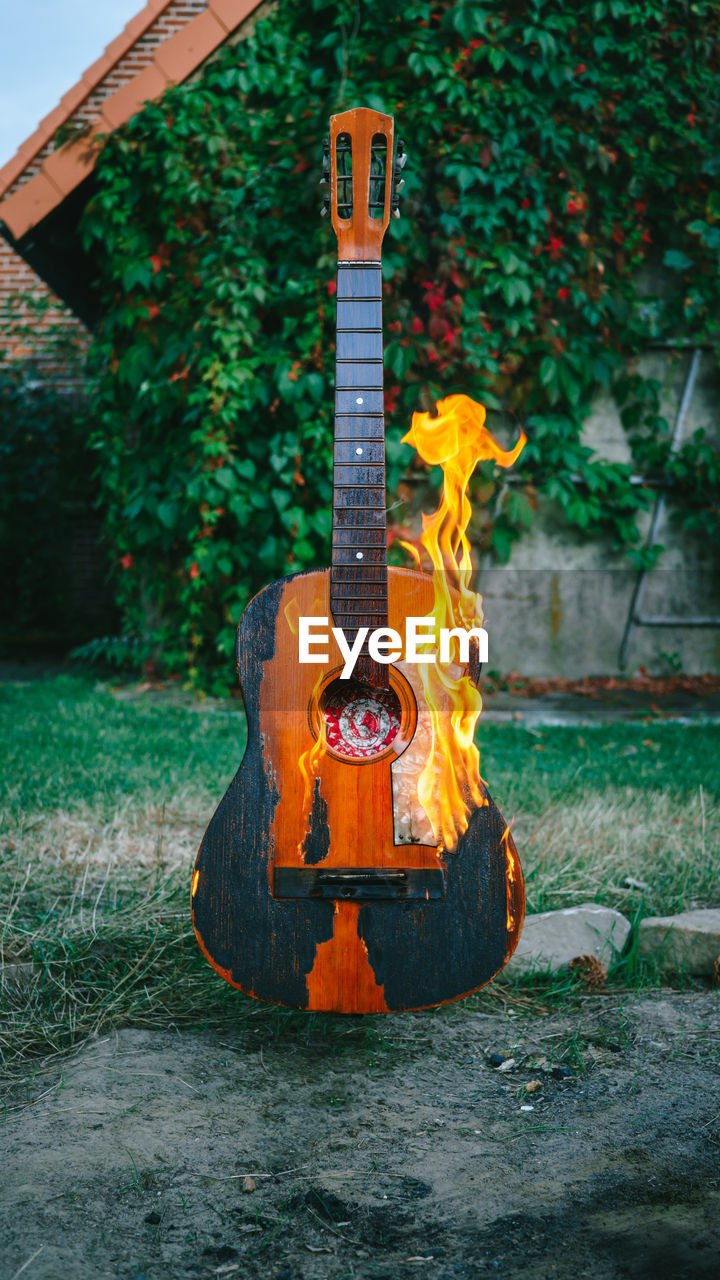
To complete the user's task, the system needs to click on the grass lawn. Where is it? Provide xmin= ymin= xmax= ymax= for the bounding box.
xmin=1 ymin=674 xmax=718 ymax=1082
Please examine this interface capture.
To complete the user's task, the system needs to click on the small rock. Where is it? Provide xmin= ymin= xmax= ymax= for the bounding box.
xmin=242 ymin=1176 xmax=256 ymax=1193
xmin=506 ymin=903 xmax=631 ymax=974
xmin=525 ymin=1080 xmax=542 ymax=1094
xmin=487 ymin=1053 xmax=505 ymax=1068
xmin=637 ymin=908 xmax=720 ymax=976
xmin=1 ymin=962 xmax=34 ymax=991
xmin=624 ymin=876 xmax=649 ymax=891
xmin=497 ymin=1057 xmax=516 ymax=1073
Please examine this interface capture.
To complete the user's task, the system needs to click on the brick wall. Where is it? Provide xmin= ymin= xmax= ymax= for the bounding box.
xmin=0 ymin=239 xmax=87 ymax=370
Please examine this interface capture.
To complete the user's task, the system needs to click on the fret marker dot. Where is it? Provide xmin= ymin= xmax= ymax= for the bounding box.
xmin=355 ymin=447 xmax=363 ymax=455
xmin=356 ymin=397 xmax=364 ymax=405
xmin=356 ymin=552 xmax=364 ymax=560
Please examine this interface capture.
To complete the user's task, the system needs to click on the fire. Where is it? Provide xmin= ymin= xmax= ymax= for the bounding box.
xmin=298 ymin=671 xmax=328 ymax=816
xmin=284 ymin=595 xmax=328 ymax=819
xmin=401 ymin=394 xmax=526 ymax=850
xmin=501 ymin=823 xmax=516 ymax=930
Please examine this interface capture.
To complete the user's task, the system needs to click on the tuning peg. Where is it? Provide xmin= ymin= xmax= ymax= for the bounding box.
xmin=320 ymin=135 xmax=330 ymax=185
xmin=391 ymin=139 xmax=407 ymax=218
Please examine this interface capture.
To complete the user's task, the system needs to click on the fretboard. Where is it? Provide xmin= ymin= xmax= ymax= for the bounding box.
xmin=330 ymin=262 xmax=388 ymax=688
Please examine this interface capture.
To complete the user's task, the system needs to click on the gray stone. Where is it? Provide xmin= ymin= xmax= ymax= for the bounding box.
xmin=637 ymin=908 xmax=720 ymax=976
xmin=1 ymin=961 xmax=35 ymax=991
xmin=506 ymin=902 xmax=631 ymax=975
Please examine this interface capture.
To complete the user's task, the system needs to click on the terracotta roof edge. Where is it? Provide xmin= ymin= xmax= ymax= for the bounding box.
xmin=0 ymin=0 xmax=177 ymax=199
xmin=0 ymin=0 xmax=267 ymax=244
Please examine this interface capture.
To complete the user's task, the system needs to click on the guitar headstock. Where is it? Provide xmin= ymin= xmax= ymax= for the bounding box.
xmin=320 ymin=108 xmax=406 ymax=259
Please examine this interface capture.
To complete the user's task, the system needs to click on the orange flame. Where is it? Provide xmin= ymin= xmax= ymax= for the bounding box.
xmin=501 ymin=822 xmax=516 ymax=931
xmin=284 ymin=595 xmax=328 ymax=821
xmin=402 ymin=394 xmax=526 ymax=850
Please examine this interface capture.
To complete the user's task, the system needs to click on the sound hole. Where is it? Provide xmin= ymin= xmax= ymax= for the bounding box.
xmin=321 ymin=678 xmax=401 ymax=761
xmin=336 ymin=131 xmax=353 ymax=220
xmin=369 ymin=133 xmax=387 ymax=220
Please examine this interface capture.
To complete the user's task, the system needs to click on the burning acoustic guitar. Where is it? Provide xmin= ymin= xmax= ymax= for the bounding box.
xmin=192 ymin=108 xmax=525 ymax=1012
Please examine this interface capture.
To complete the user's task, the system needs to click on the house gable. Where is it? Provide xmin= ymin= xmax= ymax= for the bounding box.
xmin=0 ymin=0 xmax=268 ymax=328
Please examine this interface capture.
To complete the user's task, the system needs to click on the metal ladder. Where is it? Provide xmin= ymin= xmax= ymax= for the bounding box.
xmin=618 ymin=344 xmax=720 ymax=667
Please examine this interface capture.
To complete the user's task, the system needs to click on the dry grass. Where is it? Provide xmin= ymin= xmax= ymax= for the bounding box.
xmin=2 ymin=780 xmax=717 ymax=1085
xmin=4 ymin=788 xmax=212 ymax=874
xmin=1 ymin=676 xmax=718 ymax=1086
xmin=517 ymin=785 xmax=719 ymax=917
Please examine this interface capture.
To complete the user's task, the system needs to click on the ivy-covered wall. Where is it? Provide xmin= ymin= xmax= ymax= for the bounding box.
xmin=81 ymin=0 xmax=720 ymax=687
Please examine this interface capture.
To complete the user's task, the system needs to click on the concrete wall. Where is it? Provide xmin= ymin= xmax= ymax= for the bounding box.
xmin=476 ymin=346 xmax=720 ymax=676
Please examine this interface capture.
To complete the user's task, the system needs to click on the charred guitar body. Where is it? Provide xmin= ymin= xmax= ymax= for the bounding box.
xmin=192 ymin=567 xmax=524 ymax=1013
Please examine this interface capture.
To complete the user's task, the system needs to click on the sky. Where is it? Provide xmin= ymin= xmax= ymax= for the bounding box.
xmin=0 ymin=0 xmax=143 ymax=168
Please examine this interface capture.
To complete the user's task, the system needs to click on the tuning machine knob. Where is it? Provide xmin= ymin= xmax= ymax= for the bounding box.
xmin=391 ymin=139 xmax=407 ymax=218
xmin=320 ymin=135 xmax=331 ymax=215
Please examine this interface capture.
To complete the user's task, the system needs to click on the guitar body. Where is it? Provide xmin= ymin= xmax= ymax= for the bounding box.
xmin=192 ymin=566 xmax=524 ymax=1013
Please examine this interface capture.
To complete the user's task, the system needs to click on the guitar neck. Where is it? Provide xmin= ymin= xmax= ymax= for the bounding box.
xmin=330 ymin=261 xmax=388 ymax=686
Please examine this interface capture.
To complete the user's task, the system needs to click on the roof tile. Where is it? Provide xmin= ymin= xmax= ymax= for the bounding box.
xmin=210 ymin=0 xmax=264 ymax=34
xmin=153 ymin=9 xmax=227 ymax=84
xmin=34 ymin=104 xmax=68 ymax=140
xmin=43 ymin=126 xmax=105 ymax=195
xmin=121 ymin=10 xmax=157 ymax=44
xmin=0 ymin=139 xmax=40 ymax=195
xmin=100 ymin=63 xmax=170 ymax=131
xmin=81 ymin=51 xmax=115 ymax=91
xmin=58 ymin=81 xmax=90 ymax=118
xmin=0 ymin=172 xmax=63 ymax=241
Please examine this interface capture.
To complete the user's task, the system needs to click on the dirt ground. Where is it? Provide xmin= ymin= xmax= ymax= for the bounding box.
xmin=1 ymin=991 xmax=718 ymax=1280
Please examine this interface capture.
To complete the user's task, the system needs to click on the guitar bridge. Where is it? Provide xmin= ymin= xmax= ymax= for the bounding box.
xmin=273 ymin=866 xmax=446 ymax=901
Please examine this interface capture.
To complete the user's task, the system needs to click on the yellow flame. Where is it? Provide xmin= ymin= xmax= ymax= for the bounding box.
xmin=402 ymin=394 xmax=526 ymax=850
xmin=298 ymin=671 xmax=329 ymax=821
xmin=284 ymin=591 xmax=329 ymax=822
xmin=501 ymin=822 xmax=516 ymax=930
xmin=398 ymin=539 xmax=422 ymax=570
